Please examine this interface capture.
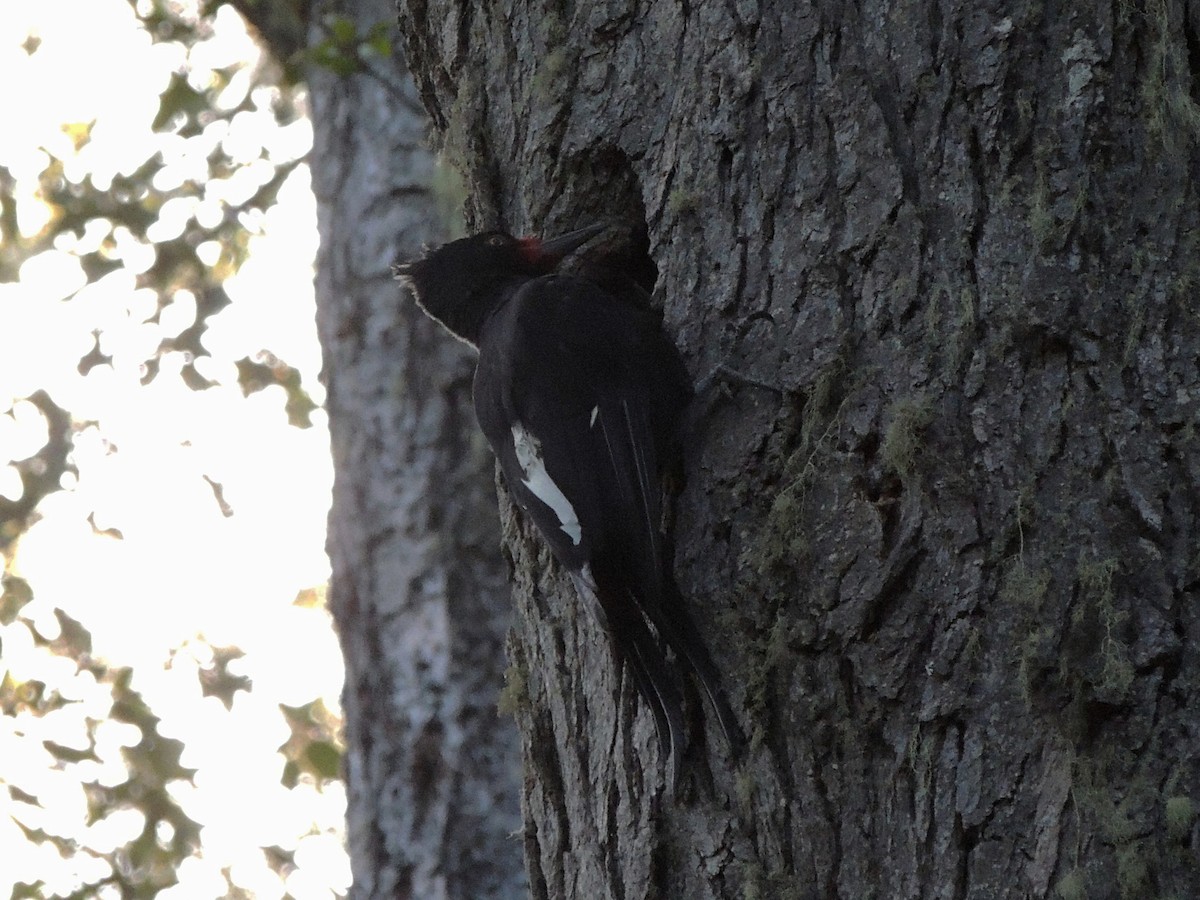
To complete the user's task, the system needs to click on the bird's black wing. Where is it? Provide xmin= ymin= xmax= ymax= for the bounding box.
xmin=476 ymin=274 xmax=688 ymax=575
xmin=473 ymin=274 xmax=691 ymax=773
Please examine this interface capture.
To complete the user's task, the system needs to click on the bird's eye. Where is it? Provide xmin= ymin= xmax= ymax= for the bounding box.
xmin=486 ymin=235 xmax=508 ymax=247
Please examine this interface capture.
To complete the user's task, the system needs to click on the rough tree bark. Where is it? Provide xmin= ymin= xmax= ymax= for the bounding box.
xmin=395 ymin=1 xmax=1200 ymax=898
xmin=306 ymin=0 xmax=526 ymax=896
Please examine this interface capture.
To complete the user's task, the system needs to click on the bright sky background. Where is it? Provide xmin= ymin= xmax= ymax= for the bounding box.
xmin=0 ymin=1 xmax=348 ymax=896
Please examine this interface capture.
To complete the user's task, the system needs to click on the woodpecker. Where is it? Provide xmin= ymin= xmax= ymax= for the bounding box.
xmin=394 ymin=224 xmax=743 ymax=783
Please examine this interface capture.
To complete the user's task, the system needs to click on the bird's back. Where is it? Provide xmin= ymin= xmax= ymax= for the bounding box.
xmin=474 ymin=273 xmax=685 ymax=575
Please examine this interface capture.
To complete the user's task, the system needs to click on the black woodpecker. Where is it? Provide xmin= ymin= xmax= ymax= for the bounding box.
xmin=394 ymin=224 xmax=743 ymax=784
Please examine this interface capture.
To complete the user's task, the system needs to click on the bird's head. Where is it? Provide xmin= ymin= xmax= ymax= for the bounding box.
xmin=394 ymin=224 xmax=605 ymax=346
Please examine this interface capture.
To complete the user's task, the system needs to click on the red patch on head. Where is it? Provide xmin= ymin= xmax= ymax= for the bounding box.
xmin=517 ymin=237 xmax=543 ymax=264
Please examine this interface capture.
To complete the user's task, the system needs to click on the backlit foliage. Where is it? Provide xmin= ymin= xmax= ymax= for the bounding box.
xmin=1 ymin=2 xmax=345 ymax=896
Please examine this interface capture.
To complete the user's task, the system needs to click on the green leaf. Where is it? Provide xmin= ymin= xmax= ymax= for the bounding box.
xmin=365 ymin=22 xmax=393 ymax=58
xmin=0 ymin=672 xmax=57 ymax=715
xmin=235 ymin=354 xmax=318 ymax=428
xmin=234 ymin=356 xmax=276 ymax=395
xmin=310 ymin=40 xmax=361 ymax=77
xmin=47 ymin=608 xmax=93 ymax=659
xmin=305 ymin=740 xmax=341 ymax=779
xmin=0 ymin=574 xmax=34 ymax=625
xmin=278 ymin=699 xmax=344 ymax=784
xmin=153 ymin=72 xmax=210 ymax=134
xmin=8 ymin=784 xmax=39 ymax=805
xmin=197 ymin=644 xmax=252 ymax=709
xmin=328 ymin=16 xmax=357 ymax=45
xmin=44 ymin=739 xmax=100 ymax=764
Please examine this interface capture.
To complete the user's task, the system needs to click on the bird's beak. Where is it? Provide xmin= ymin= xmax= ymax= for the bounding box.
xmin=536 ymin=223 xmax=606 ymax=260
xmin=391 ymin=262 xmax=412 ymax=278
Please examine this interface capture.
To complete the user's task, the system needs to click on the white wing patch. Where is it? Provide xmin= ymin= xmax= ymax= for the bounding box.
xmin=590 ymin=406 xmax=599 ymax=428
xmin=511 ymin=422 xmax=582 ymax=545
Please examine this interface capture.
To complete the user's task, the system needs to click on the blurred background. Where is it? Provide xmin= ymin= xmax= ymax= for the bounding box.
xmin=1 ymin=1 xmax=350 ymax=896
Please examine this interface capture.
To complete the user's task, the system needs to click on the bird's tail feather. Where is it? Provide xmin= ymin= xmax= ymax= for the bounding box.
xmin=621 ymin=612 xmax=687 ymax=787
xmin=655 ymin=576 xmax=747 ymax=759
xmin=571 ymin=570 xmax=686 ymax=786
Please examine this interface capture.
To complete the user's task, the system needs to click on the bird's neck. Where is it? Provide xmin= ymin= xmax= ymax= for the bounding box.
xmin=440 ymin=277 xmax=525 ymax=347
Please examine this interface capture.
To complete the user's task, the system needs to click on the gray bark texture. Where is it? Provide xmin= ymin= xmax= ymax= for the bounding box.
xmin=394 ymin=0 xmax=1200 ymax=898
xmin=308 ymin=0 xmax=526 ymax=897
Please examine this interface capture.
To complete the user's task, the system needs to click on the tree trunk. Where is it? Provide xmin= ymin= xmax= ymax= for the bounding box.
xmin=308 ymin=1 xmax=526 ymax=896
xmin=396 ymin=1 xmax=1200 ymax=897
